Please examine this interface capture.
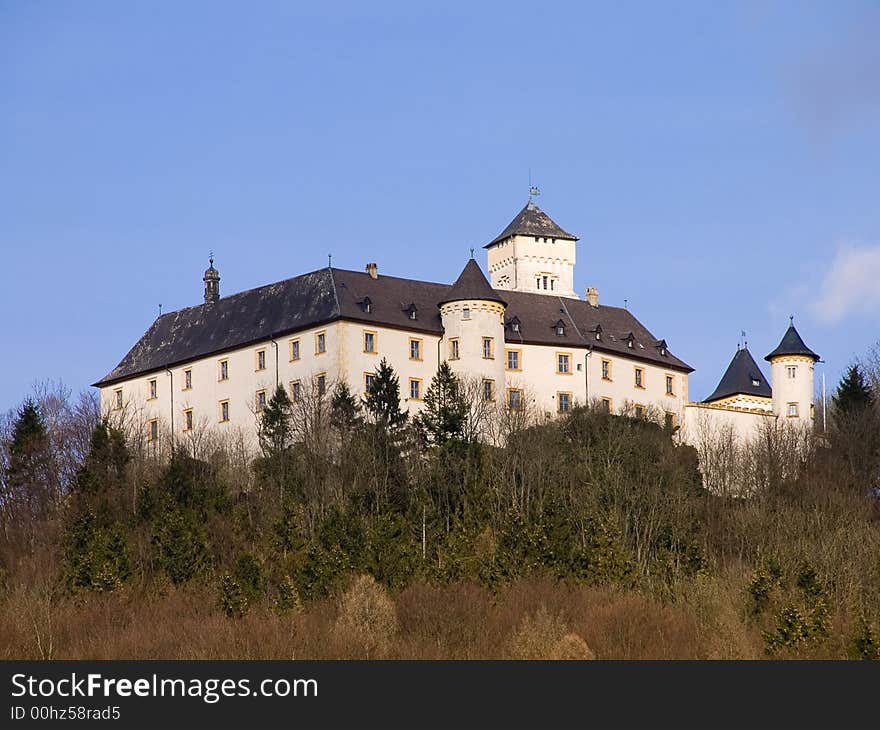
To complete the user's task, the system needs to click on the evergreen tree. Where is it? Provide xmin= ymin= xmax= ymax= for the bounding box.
xmin=331 ymin=382 xmax=363 ymax=433
xmin=416 ymin=362 xmax=468 ymax=446
xmin=833 ymin=364 xmax=874 ymax=420
xmin=259 ymin=385 xmax=293 ymax=456
xmin=363 ymin=358 xmax=407 ymax=431
xmin=6 ymin=398 xmax=55 ymax=519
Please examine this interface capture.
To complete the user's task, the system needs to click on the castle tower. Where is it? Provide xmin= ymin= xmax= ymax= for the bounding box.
xmin=203 ymin=256 xmax=220 ymax=304
xmin=439 ymin=258 xmax=507 ymax=397
xmin=703 ymin=345 xmax=772 ymax=411
xmin=484 ymin=200 xmax=579 ymax=298
xmin=764 ymin=320 xmax=819 ymax=426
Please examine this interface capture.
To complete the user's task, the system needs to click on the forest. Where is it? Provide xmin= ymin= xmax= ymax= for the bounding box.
xmin=1 ymin=354 xmax=879 ymax=660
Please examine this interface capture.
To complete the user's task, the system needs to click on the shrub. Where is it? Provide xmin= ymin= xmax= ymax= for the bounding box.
xmin=507 ymin=606 xmax=595 ymax=660
xmin=334 ymin=574 xmax=398 ymax=658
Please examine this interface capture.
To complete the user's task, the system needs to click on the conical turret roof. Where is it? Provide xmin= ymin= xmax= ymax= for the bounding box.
xmin=764 ymin=323 xmax=820 ymax=362
xmin=438 ymin=258 xmax=507 ymax=307
xmin=705 ymin=347 xmax=772 ymax=403
xmin=484 ymin=200 xmax=578 ymax=248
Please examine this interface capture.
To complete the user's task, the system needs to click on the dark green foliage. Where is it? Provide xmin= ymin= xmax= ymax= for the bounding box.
xmin=219 ymin=574 xmax=248 ymax=617
xmin=331 ymin=382 xmax=362 ymax=433
xmin=62 ymin=511 xmax=131 ymax=592
xmin=363 ymin=358 xmax=407 ymax=431
xmin=849 ymin=617 xmax=879 ymax=660
xmin=6 ymin=399 xmax=55 ymax=518
xmin=74 ymin=421 xmax=129 ymax=495
xmin=415 ymin=362 xmax=468 ymax=446
xmin=833 ymin=364 xmax=874 ymax=420
xmin=153 ymin=508 xmax=209 ymax=585
xmin=232 ymin=553 xmax=264 ymax=603
xmin=259 ymin=385 xmax=292 ymax=456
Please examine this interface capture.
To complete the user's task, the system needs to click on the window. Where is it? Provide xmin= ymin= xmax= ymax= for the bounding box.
xmin=601 ymin=397 xmax=612 ymax=413
xmin=483 ymin=379 xmax=495 ymax=402
xmin=148 ymin=379 xmax=157 ymax=400
xmin=409 ymin=338 xmax=423 ymax=361
xmin=113 ymin=389 xmax=123 ymax=410
xmin=787 ymin=403 xmax=799 ymax=418
xmin=557 ymin=353 xmax=571 ymax=374
xmin=255 ymin=349 xmax=266 ymax=371
xmin=316 ymin=374 xmax=326 ymax=396
xmin=557 ymin=392 xmax=572 ymax=413
xmin=409 ymin=378 xmax=422 ymax=401
xmin=256 ymin=390 xmax=267 ymax=412
xmin=556 ymin=323 xmax=565 ymax=336
xmin=183 ymin=369 xmax=192 ymax=390
xmin=409 ymin=308 xmax=417 ymax=320
xmin=601 ymin=359 xmax=612 ymax=381
xmin=218 ymin=359 xmax=229 ymax=381
xmin=635 ymin=367 xmax=644 ymax=389
xmin=751 ymin=378 xmax=761 ymax=387
xmin=291 ymin=380 xmax=302 ymax=402
xmin=148 ymin=418 xmax=158 ymax=442
xmin=550 ymin=280 xmax=555 ymax=291
xmin=290 ymin=339 xmax=301 ymax=361
xmin=787 ymin=366 xmax=797 ymax=379
xmin=635 ymin=405 xmax=646 ymax=419
xmin=183 ymin=408 xmax=193 ymax=432
xmin=449 ymin=338 xmax=460 ymax=360
xmin=462 ymin=307 xmax=470 ymax=320
xmin=665 ymin=412 xmax=676 ymax=430
xmin=543 ymin=275 xmax=549 ymax=290
xmin=507 ymin=388 xmax=523 ymax=410
xmin=315 ymin=332 xmax=326 ymax=354
xmin=219 ymin=400 xmax=230 ymax=422
xmin=365 ymin=372 xmax=376 ymax=391
xmin=506 ymin=349 xmax=521 ymax=371
xmin=666 ymin=375 xmax=674 ymax=396
xmin=482 ymin=337 xmax=494 ymax=360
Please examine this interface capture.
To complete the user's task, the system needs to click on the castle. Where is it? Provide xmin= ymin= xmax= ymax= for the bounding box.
xmin=95 ymin=199 xmax=819 ymax=451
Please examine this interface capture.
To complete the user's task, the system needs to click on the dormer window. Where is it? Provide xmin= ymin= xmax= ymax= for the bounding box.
xmin=403 ymin=303 xmax=417 ymax=320
xmin=360 ymin=297 xmax=372 ymax=314
xmin=752 ymin=378 xmax=761 ymax=387
xmin=507 ymin=316 xmax=522 ymax=334
xmin=627 ymin=340 xmax=634 ymax=348
xmin=554 ymin=320 xmax=566 ymax=337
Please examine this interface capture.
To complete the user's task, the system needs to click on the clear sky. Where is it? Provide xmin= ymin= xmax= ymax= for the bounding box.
xmin=2 ymin=1 xmax=879 ymax=413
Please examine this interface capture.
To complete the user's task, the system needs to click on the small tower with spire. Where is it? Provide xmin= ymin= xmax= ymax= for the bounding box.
xmin=765 ymin=317 xmax=819 ymax=426
xmin=483 ymin=199 xmax=579 ymax=298
xmin=203 ymin=255 xmax=220 ymax=304
xmin=438 ymin=259 xmax=507 ymax=389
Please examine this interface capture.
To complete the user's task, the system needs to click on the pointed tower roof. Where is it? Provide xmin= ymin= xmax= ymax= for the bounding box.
xmin=438 ymin=258 xmax=507 ymax=307
xmin=764 ymin=322 xmax=820 ymax=362
xmin=484 ymin=200 xmax=578 ymax=248
xmin=704 ymin=347 xmax=772 ymax=403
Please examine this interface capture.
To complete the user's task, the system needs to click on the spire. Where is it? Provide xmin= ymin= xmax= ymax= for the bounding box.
xmin=764 ymin=320 xmax=819 ymax=362
xmin=439 ymin=259 xmax=507 ymax=307
xmin=203 ymin=254 xmax=220 ymax=304
xmin=484 ymin=200 xmax=578 ymax=248
xmin=705 ymin=346 xmax=772 ymax=403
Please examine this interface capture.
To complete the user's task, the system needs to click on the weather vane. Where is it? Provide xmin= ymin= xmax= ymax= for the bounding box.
xmin=528 ymin=168 xmax=541 ymax=200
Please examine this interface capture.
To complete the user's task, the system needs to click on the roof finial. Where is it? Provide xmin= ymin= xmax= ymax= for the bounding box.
xmin=789 ymin=314 xmax=794 ymax=326
xmin=528 ymin=168 xmax=540 ymax=201
xmin=328 ymin=253 xmax=332 ymax=268
xmin=624 ymin=298 xmax=628 ymax=310
xmin=469 ymin=247 xmax=474 ymax=259
xmin=158 ymin=303 xmax=162 ymax=317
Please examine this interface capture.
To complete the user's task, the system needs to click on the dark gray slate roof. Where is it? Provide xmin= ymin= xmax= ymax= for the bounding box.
xmin=704 ymin=347 xmax=771 ymax=403
xmin=764 ymin=323 xmax=820 ymax=362
xmin=438 ymin=259 xmax=507 ymax=306
xmin=95 ymin=265 xmax=692 ymax=386
xmin=484 ymin=200 xmax=578 ymax=248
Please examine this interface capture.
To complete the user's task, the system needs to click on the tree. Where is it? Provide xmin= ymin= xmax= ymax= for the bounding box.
xmin=416 ymin=363 xmax=468 ymax=446
xmin=363 ymin=358 xmax=407 ymax=432
xmin=259 ymin=385 xmax=293 ymax=456
xmin=6 ymin=399 xmax=56 ymax=523
xmin=833 ymin=365 xmax=874 ymax=421
xmin=331 ymin=382 xmax=363 ymax=434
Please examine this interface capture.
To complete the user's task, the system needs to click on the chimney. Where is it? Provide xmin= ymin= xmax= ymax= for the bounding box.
xmin=585 ymin=286 xmax=599 ymax=307
xmin=366 ymin=262 xmax=378 ymax=279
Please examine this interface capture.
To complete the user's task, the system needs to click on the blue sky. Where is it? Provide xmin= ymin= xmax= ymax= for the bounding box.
xmin=2 ymin=1 xmax=879 ymax=412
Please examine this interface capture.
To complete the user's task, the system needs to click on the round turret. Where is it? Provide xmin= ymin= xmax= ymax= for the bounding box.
xmin=765 ymin=319 xmax=819 ymax=426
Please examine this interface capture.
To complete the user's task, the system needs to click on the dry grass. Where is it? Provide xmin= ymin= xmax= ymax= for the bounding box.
xmin=0 ymin=574 xmax=772 ymax=660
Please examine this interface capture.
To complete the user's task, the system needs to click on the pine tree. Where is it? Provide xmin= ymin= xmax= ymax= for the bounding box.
xmin=833 ymin=365 xmax=874 ymax=421
xmin=331 ymin=382 xmax=363 ymax=433
xmin=416 ymin=362 xmax=468 ymax=446
xmin=363 ymin=358 xmax=407 ymax=431
xmin=259 ymin=385 xmax=293 ymax=456
xmin=7 ymin=398 xmax=55 ymax=518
